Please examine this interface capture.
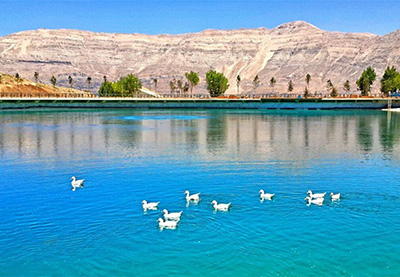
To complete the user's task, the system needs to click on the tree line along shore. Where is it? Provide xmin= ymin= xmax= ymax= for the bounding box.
xmin=1 ymin=66 xmax=400 ymax=98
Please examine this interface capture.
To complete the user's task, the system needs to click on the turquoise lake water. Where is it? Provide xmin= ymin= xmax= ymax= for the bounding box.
xmin=0 ymin=109 xmax=399 ymax=276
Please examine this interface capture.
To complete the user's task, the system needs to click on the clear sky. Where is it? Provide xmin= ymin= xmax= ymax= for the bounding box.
xmin=0 ymin=0 xmax=399 ymax=36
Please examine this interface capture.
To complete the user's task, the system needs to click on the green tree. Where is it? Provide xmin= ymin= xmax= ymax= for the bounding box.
xmin=68 ymin=75 xmax=73 ymax=88
xmin=118 ymin=74 xmax=142 ymax=97
xmin=304 ymin=87 xmax=310 ymax=98
xmin=331 ymin=86 xmax=338 ymax=98
xmin=98 ymin=74 xmax=141 ymax=97
xmin=177 ymin=79 xmax=183 ymax=95
xmin=86 ymin=76 xmax=92 ymax=89
xmin=270 ymin=77 xmax=276 ymax=93
xmin=50 ymin=76 xmax=57 ymax=87
xmin=236 ymin=75 xmax=241 ymax=94
xmin=306 ymin=74 xmax=311 ymax=88
xmin=356 ymin=66 xmax=376 ymax=96
xmin=185 ymin=71 xmax=200 ymax=96
xmin=98 ymin=81 xmax=114 ymax=97
xmin=380 ymin=66 xmax=400 ymax=96
xmin=343 ymin=80 xmax=351 ymax=93
xmin=169 ymin=80 xmax=176 ymax=94
xmin=34 ymin=72 xmax=39 ymax=83
xmin=288 ymin=80 xmax=293 ymax=93
xmin=252 ymin=75 xmax=260 ymax=96
xmin=153 ymin=78 xmax=158 ymax=92
xmin=205 ymin=70 xmax=230 ymax=97
xmin=15 ymin=73 xmax=21 ymax=82
xmin=183 ymin=82 xmax=190 ymax=93
xmin=327 ymin=79 xmax=338 ymax=97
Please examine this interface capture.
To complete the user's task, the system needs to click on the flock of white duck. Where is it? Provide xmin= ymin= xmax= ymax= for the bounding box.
xmin=142 ymin=189 xmax=341 ymax=230
xmin=70 ymin=177 xmax=341 ymax=229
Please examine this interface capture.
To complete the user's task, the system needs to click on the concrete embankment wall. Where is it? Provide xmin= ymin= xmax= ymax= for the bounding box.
xmin=0 ymin=97 xmax=398 ymax=110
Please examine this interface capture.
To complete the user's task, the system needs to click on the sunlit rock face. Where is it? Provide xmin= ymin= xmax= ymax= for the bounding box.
xmin=0 ymin=21 xmax=397 ymax=94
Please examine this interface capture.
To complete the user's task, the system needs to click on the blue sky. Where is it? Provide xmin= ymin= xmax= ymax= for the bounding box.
xmin=0 ymin=0 xmax=399 ymax=36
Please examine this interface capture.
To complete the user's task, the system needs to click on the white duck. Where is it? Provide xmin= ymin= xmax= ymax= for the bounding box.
xmin=259 ymin=190 xmax=275 ymax=200
xmin=157 ymin=218 xmax=178 ymax=229
xmin=141 ymin=200 xmax=160 ymax=210
xmin=305 ymin=196 xmax=324 ymax=206
xmin=211 ymin=200 xmax=231 ymax=211
xmin=185 ymin=190 xmax=200 ymax=201
xmin=307 ymin=190 xmax=326 ymax=199
xmin=71 ymin=176 xmax=84 ymax=191
xmin=330 ymin=192 xmax=341 ymax=201
xmin=163 ymin=209 xmax=182 ymax=221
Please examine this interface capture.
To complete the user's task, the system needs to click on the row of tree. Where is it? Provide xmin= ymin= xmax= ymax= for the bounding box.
xmin=98 ymin=74 xmax=142 ymax=97
xmin=7 ymin=66 xmax=400 ymax=98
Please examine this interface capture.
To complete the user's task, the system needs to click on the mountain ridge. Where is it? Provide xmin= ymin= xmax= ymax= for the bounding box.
xmin=1 ymin=21 xmax=399 ymax=94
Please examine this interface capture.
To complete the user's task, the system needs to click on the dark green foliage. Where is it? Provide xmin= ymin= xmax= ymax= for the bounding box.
xmin=343 ymin=80 xmax=351 ymax=93
xmin=236 ymin=75 xmax=241 ymax=94
xmin=183 ymin=82 xmax=190 ymax=93
xmin=288 ymin=80 xmax=293 ymax=92
xmin=98 ymin=81 xmax=114 ymax=97
xmin=327 ymin=79 xmax=333 ymax=91
xmin=327 ymin=79 xmax=338 ymax=97
xmin=153 ymin=78 xmax=158 ymax=91
xmin=98 ymin=74 xmax=141 ymax=97
xmin=206 ymin=70 xmax=229 ymax=97
xmin=185 ymin=71 xmax=200 ymax=95
xmin=303 ymin=86 xmax=310 ymax=98
xmin=68 ymin=75 xmax=73 ymax=88
xmin=330 ymin=86 xmax=338 ymax=98
xmin=50 ymin=76 xmax=57 ymax=87
xmin=306 ymin=74 xmax=311 ymax=87
xmin=356 ymin=67 xmax=376 ymax=96
xmin=380 ymin=66 xmax=400 ymax=96
xmin=177 ymin=79 xmax=183 ymax=94
xmin=86 ymin=76 xmax=92 ymax=88
xmin=169 ymin=79 xmax=176 ymax=93
xmin=253 ymin=75 xmax=260 ymax=92
xmin=270 ymin=77 xmax=276 ymax=86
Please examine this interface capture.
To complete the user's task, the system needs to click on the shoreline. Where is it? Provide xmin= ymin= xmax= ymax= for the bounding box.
xmin=0 ymin=97 xmax=398 ymax=110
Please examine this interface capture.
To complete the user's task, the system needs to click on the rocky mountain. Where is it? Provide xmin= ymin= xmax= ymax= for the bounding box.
xmin=0 ymin=21 xmax=399 ymax=95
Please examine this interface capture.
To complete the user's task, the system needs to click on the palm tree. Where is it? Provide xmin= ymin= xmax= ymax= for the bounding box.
xmin=169 ymin=80 xmax=176 ymax=94
xmin=185 ymin=71 xmax=200 ymax=96
xmin=306 ymin=74 xmax=311 ymax=90
xmin=15 ymin=73 xmax=21 ymax=82
xmin=50 ymin=76 xmax=57 ymax=87
xmin=252 ymin=75 xmax=260 ymax=97
xmin=343 ymin=80 xmax=351 ymax=93
xmin=68 ymin=75 xmax=73 ymax=88
xmin=177 ymin=79 xmax=183 ymax=95
xmin=86 ymin=76 xmax=92 ymax=89
xmin=288 ymin=80 xmax=293 ymax=93
xmin=236 ymin=75 xmax=241 ymax=94
xmin=34 ymin=72 xmax=39 ymax=83
xmin=270 ymin=77 xmax=276 ymax=93
xmin=153 ymin=78 xmax=158 ymax=92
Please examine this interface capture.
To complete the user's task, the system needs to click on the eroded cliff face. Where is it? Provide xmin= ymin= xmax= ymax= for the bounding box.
xmin=0 ymin=21 xmax=397 ymax=94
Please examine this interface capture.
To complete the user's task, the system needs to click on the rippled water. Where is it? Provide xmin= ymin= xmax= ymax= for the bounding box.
xmin=0 ymin=109 xmax=399 ymax=276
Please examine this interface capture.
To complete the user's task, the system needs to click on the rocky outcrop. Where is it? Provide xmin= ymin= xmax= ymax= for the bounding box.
xmin=0 ymin=21 xmax=398 ymax=94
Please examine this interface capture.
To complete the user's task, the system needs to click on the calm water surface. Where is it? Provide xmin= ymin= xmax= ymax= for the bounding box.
xmin=0 ymin=109 xmax=399 ymax=276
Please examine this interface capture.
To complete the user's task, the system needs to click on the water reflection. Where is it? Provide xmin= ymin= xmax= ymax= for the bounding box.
xmin=1 ymin=110 xmax=400 ymax=162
